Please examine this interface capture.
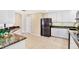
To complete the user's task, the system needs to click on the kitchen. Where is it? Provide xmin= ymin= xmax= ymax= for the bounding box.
xmin=0 ymin=10 xmax=79 ymax=49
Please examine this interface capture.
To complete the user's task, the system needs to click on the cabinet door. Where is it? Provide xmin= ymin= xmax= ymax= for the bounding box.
xmin=47 ymin=13 xmax=57 ymax=22
xmin=70 ymin=35 xmax=78 ymax=49
xmin=0 ymin=10 xmax=15 ymax=24
xmin=46 ymin=11 xmax=76 ymax=22
xmin=62 ymin=11 xmax=76 ymax=22
xmin=51 ymin=28 xmax=68 ymax=39
xmin=56 ymin=12 xmax=62 ymax=22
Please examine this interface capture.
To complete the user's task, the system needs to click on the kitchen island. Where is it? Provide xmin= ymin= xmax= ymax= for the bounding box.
xmin=0 ymin=26 xmax=26 ymax=49
xmin=0 ymin=34 xmax=26 ymax=49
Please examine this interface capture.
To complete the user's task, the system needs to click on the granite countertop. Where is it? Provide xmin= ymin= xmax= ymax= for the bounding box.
xmin=51 ymin=26 xmax=76 ymax=29
xmin=0 ymin=26 xmax=26 ymax=49
xmin=0 ymin=33 xmax=26 ymax=49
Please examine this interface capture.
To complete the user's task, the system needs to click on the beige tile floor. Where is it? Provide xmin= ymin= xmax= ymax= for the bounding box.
xmin=26 ymin=34 xmax=68 ymax=49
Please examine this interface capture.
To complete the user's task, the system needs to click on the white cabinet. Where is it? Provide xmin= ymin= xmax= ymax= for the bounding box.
xmin=51 ymin=28 xmax=68 ymax=39
xmin=62 ymin=11 xmax=76 ymax=22
xmin=4 ymin=39 xmax=27 ymax=49
xmin=62 ymin=11 xmax=70 ymax=22
xmin=44 ymin=11 xmax=76 ymax=22
xmin=56 ymin=12 xmax=62 ymax=22
xmin=70 ymin=35 xmax=78 ymax=49
xmin=47 ymin=13 xmax=57 ymax=22
xmin=0 ymin=10 xmax=15 ymax=24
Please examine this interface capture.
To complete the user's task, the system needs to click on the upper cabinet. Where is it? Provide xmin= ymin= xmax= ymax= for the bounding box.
xmin=44 ymin=10 xmax=77 ymax=22
xmin=0 ymin=10 xmax=15 ymax=24
xmin=47 ymin=13 xmax=57 ymax=21
xmin=62 ymin=10 xmax=76 ymax=22
xmin=56 ymin=12 xmax=62 ymax=22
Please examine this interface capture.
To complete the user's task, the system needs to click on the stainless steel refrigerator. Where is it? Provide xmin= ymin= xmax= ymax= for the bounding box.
xmin=41 ymin=18 xmax=52 ymax=37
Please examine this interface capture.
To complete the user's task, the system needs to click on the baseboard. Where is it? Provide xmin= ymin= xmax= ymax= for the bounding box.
xmin=51 ymin=35 xmax=68 ymax=39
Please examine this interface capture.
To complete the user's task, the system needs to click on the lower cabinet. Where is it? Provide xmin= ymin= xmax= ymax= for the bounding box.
xmin=4 ymin=39 xmax=27 ymax=49
xmin=70 ymin=35 xmax=78 ymax=49
xmin=51 ymin=28 xmax=68 ymax=39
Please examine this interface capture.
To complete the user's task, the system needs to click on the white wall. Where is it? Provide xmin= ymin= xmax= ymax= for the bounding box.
xmin=31 ymin=13 xmax=43 ymax=36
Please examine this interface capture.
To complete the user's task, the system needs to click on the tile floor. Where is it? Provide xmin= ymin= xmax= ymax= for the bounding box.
xmin=26 ymin=34 xmax=68 ymax=49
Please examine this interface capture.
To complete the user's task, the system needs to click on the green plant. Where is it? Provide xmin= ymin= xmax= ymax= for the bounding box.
xmin=0 ymin=28 xmax=10 ymax=46
xmin=0 ymin=38 xmax=5 ymax=45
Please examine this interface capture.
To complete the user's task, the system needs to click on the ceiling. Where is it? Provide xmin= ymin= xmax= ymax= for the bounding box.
xmin=15 ymin=10 xmax=78 ymax=15
xmin=15 ymin=10 xmax=48 ymax=14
